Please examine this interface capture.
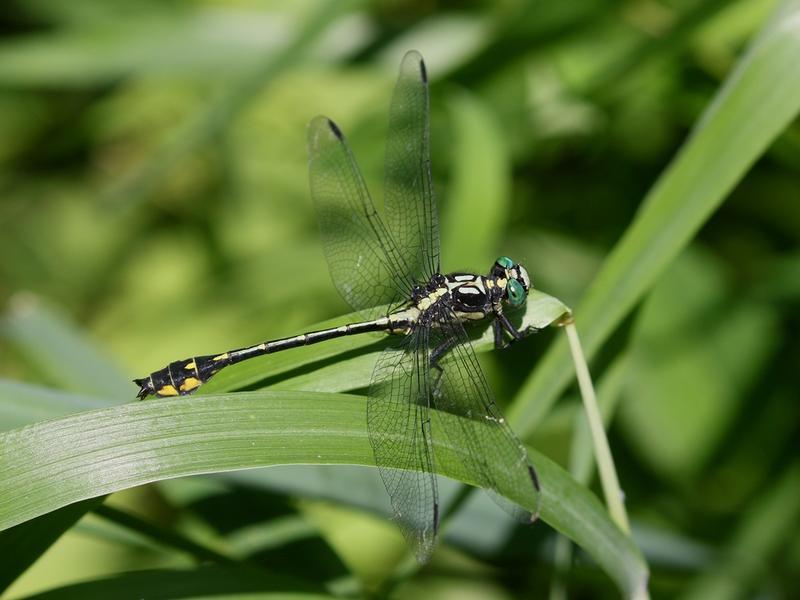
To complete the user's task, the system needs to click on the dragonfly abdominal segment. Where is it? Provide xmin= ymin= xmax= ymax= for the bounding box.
xmin=134 ymin=260 xmax=533 ymax=400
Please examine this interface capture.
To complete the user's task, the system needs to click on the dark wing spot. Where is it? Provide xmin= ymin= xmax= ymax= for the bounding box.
xmin=528 ymin=465 xmax=541 ymax=491
xmin=419 ymin=58 xmax=428 ymax=83
xmin=327 ymin=119 xmax=343 ymax=140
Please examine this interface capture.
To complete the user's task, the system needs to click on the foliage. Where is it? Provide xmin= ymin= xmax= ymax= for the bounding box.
xmin=1 ymin=0 xmax=799 ymax=598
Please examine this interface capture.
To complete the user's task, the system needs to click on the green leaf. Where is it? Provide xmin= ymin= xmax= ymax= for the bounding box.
xmin=681 ymin=464 xmax=800 ymax=600
xmin=0 ymin=497 xmax=106 ymax=594
xmin=2 ymin=298 xmax=129 ymax=399
xmin=14 ymin=565 xmax=332 ymax=600
xmin=0 ymin=392 xmax=647 ymax=597
xmin=106 ymin=1 xmax=354 ymax=211
xmin=0 ymin=301 xmax=123 ymax=591
xmin=440 ymin=89 xmax=511 ymax=272
xmin=508 ymin=0 xmax=800 ymax=436
xmin=0 ymin=380 xmax=106 ymax=432
xmin=91 ymin=504 xmax=234 ymax=565
xmin=618 ymin=250 xmax=777 ymax=479
xmin=0 ymin=4 xmax=365 ymax=88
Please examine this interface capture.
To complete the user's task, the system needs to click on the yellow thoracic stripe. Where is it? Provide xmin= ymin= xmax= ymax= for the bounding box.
xmin=417 ymin=286 xmax=448 ymax=310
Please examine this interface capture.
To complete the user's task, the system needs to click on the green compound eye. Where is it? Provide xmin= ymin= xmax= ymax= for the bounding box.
xmin=496 ymin=256 xmax=514 ymax=269
xmin=507 ymin=278 xmax=526 ymax=307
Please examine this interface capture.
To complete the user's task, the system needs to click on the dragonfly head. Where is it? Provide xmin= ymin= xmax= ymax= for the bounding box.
xmin=492 ymin=256 xmax=532 ymax=308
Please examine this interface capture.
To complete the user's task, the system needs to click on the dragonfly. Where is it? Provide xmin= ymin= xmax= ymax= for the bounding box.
xmin=134 ymin=50 xmax=540 ymax=562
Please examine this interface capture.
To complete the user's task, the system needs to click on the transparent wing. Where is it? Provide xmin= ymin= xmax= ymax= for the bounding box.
xmin=367 ymin=332 xmax=439 ymax=563
xmin=307 ymin=116 xmax=414 ymax=312
xmin=425 ymin=307 xmax=541 ymax=522
xmin=384 ymin=50 xmax=440 ymax=283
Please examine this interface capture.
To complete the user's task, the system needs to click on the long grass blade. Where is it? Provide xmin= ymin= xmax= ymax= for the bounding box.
xmin=508 ymin=0 xmax=800 ymax=436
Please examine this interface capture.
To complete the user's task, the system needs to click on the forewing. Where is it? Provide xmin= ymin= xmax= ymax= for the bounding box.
xmin=307 ymin=116 xmax=413 ymax=312
xmin=367 ymin=332 xmax=439 ymax=563
xmin=426 ymin=307 xmax=541 ymax=522
xmin=384 ymin=50 xmax=440 ymax=283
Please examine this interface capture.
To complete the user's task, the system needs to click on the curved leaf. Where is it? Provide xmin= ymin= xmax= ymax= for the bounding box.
xmin=0 ymin=391 xmax=646 ymax=596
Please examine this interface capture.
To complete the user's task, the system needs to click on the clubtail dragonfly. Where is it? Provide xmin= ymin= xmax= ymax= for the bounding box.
xmin=135 ymin=51 xmax=540 ymax=562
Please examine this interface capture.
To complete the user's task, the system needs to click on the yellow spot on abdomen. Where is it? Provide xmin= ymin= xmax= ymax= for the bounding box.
xmin=179 ymin=377 xmax=202 ymax=393
xmin=213 ymin=353 xmax=229 ymax=362
xmin=184 ymin=361 xmax=196 ymax=371
xmin=156 ymin=385 xmax=179 ymax=397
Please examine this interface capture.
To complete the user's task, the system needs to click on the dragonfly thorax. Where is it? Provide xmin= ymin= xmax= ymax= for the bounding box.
xmin=444 ymin=273 xmax=492 ymax=320
xmin=405 ymin=259 xmax=534 ymax=329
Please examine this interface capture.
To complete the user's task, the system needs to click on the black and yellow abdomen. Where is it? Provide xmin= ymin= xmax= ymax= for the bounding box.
xmin=134 ymin=353 xmax=231 ymax=399
xmin=134 ymin=317 xmax=408 ymax=400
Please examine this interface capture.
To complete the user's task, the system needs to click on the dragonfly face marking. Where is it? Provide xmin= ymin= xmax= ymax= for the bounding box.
xmin=133 ymin=50 xmax=540 ymax=563
xmin=490 ymin=256 xmax=532 ymax=309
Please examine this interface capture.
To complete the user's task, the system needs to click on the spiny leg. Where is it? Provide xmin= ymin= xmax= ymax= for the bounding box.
xmin=429 ymin=336 xmax=459 ymax=398
xmin=492 ymin=319 xmax=506 ymax=350
xmin=495 ymin=312 xmax=539 ymax=348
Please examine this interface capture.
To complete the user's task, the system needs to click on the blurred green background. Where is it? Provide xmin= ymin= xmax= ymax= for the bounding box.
xmin=1 ymin=0 xmax=799 ymax=598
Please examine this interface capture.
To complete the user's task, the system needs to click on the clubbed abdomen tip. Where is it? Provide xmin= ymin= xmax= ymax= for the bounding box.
xmin=133 ymin=377 xmax=153 ymax=400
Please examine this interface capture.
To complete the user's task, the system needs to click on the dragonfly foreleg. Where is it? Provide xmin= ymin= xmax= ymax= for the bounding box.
xmin=495 ymin=312 xmax=539 ymax=348
xmin=493 ymin=319 xmax=507 ymax=349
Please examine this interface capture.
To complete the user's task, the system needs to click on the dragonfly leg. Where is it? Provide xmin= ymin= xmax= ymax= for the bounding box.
xmin=496 ymin=312 xmax=539 ymax=347
xmin=429 ymin=337 xmax=458 ymax=397
xmin=493 ymin=319 xmax=509 ymax=349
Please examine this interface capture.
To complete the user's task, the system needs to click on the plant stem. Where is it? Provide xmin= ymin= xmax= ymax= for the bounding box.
xmin=564 ymin=321 xmax=651 ymax=600
xmin=563 ymin=321 xmax=630 ymax=534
